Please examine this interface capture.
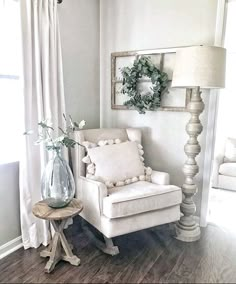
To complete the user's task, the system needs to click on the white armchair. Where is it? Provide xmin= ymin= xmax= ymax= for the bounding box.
xmin=71 ymin=128 xmax=182 ymax=255
xmin=212 ymin=138 xmax=236 ymax=191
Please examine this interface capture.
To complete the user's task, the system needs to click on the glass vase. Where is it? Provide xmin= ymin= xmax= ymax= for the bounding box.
xmin=41 ymin=147 xmax=75 ymax=208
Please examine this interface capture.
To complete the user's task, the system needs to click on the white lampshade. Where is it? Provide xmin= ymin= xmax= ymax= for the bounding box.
xmin=171 ymin=46 xmax=226 ymax=89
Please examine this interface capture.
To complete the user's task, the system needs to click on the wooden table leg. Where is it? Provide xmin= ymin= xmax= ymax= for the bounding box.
xmin=53 ymin=220 xmax=80 ymax=266
xmin=40 ymin=219 xmax=80 ymax=273
xmin=45 ymin=232 xmax=62 ymax=273
xmin=40 ymin=240 xmax=53 ymax=258
xmin=60 ymin=230 xmax=80 ymax=266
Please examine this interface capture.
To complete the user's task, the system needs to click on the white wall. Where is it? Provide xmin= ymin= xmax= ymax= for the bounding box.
xmin=100 ymin=0 xmax=218 ymax=214
xmin=58 ymin=0 xmax=100 ymax=129
xmin=0 ymin=163 xmax=21 ymax=246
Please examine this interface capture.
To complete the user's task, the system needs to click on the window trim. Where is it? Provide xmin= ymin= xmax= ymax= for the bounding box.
xmin=0 ymin=75 xmax=19 ymax=80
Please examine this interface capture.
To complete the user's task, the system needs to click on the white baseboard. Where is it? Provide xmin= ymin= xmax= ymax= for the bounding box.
xmin=0 ymin=236 xmax=23 ymax=260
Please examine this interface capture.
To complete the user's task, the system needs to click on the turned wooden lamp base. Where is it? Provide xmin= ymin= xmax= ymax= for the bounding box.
xmin=174 ymin=87 xmax=204 ymax=243
xmin=33 ymin=199 xmax=83 ymax=273
xmin=175 ymin=221 xmax=201 ymax=242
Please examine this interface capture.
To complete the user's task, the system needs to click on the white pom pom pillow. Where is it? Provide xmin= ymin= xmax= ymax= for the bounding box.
xmin=82 ymin=139 xmax=152 ymax=188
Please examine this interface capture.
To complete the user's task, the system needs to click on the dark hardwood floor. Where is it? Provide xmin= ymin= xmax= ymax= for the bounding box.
xmin=1 ymin=217 xmax=236 ymax=283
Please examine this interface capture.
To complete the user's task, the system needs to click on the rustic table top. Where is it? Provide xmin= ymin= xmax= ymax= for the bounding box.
xmin=32 ymin=199 xmax=83 ymax=221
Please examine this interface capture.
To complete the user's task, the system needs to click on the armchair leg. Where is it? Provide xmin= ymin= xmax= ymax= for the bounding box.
xmin=102 ymin=235 xmax=119 ymax=256
xmin=81 ymin=219 xmax=119 ymax=256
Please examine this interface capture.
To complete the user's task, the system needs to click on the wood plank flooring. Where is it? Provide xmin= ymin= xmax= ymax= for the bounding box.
xmin=1 ymin=216 xmax=236 ymax=283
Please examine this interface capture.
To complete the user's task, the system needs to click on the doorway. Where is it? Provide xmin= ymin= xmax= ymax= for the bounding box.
xmin=207 ymin=0 xmax=236 ymax=232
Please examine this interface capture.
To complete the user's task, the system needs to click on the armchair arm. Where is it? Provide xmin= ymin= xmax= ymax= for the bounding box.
xmin=77 ymin=176 xmax=108 ymax=221
xmin=151 ymin=170 xmax=170 ymax=185
xmin=211 ymin=154 xmax=224 ymax=188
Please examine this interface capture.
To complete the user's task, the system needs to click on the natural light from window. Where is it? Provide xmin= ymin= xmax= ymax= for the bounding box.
xmin=208 ymin=0 xmax=236 ymax=233
xmin=0 ymin=0 xmax=23 ymax=164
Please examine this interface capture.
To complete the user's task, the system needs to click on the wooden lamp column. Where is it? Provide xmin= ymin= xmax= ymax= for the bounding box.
xmin=176 ymin=87 xmax=204 ymax=241
xmin=172 ymin=46 xmax=226 ymax=242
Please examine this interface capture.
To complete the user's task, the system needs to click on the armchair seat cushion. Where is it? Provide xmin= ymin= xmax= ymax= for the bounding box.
xmin=102 ymin=181 xmax=182 ymax=219
xmin=219 ymin=163 xmax=236 ymax=177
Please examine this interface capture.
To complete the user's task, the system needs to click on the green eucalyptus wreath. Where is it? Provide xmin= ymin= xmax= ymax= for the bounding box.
xmin=120 ymin=56 xmax=169 ymax=114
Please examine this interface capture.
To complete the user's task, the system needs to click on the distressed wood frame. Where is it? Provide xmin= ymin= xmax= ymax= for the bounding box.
xmin=111 ymin=47 xmax=192 ymax=112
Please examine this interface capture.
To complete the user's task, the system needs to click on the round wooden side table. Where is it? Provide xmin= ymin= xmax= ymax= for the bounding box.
xmin=32 ymin=198 xmax=83 ymax=273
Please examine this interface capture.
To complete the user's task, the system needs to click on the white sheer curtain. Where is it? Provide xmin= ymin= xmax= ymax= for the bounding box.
xmin=20 ymin=0 xmax=66 ymax=249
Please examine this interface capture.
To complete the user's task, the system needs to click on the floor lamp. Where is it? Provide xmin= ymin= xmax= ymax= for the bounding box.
xmin=171 ymin=46 xmax=226 ymax=242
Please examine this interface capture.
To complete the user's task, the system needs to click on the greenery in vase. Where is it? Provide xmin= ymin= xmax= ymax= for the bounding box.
xmin=120 ymin=56 xmax=169 ymax=114
xmin=24 ymin=114 xmax=85 ymax=151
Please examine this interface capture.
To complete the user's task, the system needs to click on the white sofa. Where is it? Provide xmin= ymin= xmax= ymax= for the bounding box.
xmin=71 ymin=128 xmax=182 ymax=254
xmin=212 ymin=138 xmax=236 ymax=191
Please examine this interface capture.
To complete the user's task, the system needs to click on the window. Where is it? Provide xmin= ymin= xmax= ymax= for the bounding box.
xmin=207 ymin=0 xmax=236 ymax=229
xmin=214 ymin=0 xmax=236 ymax=155
xmin=0 ymin=0 xmax=23 ymax=164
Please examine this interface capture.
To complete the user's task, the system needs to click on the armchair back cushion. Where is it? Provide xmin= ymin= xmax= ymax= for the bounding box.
xmin=81 ymin=129 xmax=129 ymax=144
xmin=224 ymin=137 xmax=236 ymax=162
